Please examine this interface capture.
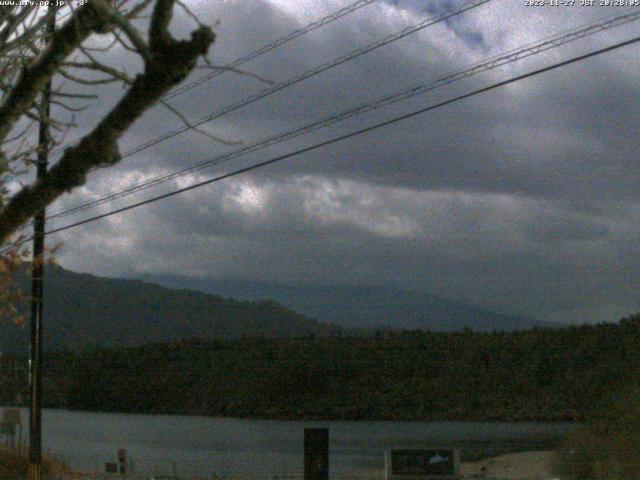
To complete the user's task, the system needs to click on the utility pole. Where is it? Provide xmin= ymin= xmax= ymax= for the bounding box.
xmin=29 ymin=6 xmax=55 ymax=480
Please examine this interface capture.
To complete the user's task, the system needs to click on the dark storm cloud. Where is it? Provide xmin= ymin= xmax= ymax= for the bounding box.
xmin=49 ymin=0 xmax=640 ymax=325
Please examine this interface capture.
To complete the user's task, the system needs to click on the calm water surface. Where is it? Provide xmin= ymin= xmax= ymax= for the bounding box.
xmin=10 ymin=408 xmax=578 ymax=478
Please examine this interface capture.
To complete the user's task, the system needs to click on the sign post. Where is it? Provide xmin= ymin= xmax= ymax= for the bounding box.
xmin=304 ymin=428 xmax=329 ymax=480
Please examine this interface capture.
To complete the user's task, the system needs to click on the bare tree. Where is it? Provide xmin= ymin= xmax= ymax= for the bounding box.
xmin=0 ymin=0 xmax=215 ymax=248
xmin=0 ymin=0 xmax=218 ymax=325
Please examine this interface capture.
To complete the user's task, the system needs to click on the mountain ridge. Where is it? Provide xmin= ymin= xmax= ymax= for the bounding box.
xmin=0 ymin=265 xmax=552 ymax=353
xmin=135 ymin=273 xmax=551 ymax=332
xmin=1 ymin=265 xmax=343 ymax=353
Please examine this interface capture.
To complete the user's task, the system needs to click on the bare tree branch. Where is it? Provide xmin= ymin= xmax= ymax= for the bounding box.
xmin=91 ymin=0 xmax=151 ymax=61
xmin=0 ymin=0 xmax=215 ymax=244
xmin=62 ymin=60 xmax=135 ymax=84
xmin=0 ymin=2 xmax=118 ymax=143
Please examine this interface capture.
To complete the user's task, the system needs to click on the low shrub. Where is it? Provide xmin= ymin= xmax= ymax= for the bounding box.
xmin=553 ymin=383 xmax=640 ymax=479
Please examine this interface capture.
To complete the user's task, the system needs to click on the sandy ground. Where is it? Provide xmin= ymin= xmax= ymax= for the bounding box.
xmin=461 ymin=450 xmax=557 ymax=479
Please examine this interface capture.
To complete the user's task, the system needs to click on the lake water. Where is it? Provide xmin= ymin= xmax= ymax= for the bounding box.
xmin=6 ymin=408 xmax=578 ymax=478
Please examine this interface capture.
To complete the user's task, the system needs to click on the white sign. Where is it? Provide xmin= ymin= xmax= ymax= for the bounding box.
xmin=385 ymin=448 xmax=460 ymax=480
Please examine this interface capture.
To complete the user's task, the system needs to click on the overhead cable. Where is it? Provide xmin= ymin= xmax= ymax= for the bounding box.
xmin=47 ymin=0 xmax=379 ymax=158
xmin=165 ymin=0 xmax=380 ymax=100
xmin=48 ymin=0 xmax=491 ymax=161
xmin=38 ymin=34 xmax=640 ymax=239
xmin=46 ymin=10 xmax=640 ymax=222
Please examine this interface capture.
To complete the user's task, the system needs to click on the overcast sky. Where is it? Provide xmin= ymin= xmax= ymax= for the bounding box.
xmin=39 ymin=0 xmax=640 ymax=324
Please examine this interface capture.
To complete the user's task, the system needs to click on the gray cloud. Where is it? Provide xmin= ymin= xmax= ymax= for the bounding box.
xmin=43 ymin=0 xmax=640 ymax=325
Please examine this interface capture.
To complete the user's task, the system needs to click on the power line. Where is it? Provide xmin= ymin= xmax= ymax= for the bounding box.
xmin=47 ymin=0 xmax=378 ymax=159
xmin=45 ymin=9 xmax=640 ymax=222
xmin=46 ymin=0 xmax=494 ymax=221
xmin=117 ymin=0 xmax=491 ymax=158
xmin=48 ymin=0 xmax=491 ymax=160
xmin=164 ymin=0 xmax=379 ymax=100
xmin=40 ymin=34 xmax=640 ymax=239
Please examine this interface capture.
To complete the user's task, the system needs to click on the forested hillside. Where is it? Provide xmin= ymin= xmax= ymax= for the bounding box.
xmin=1 ymin=265 xmax=343 ymax=352
xmin=2 ymin=316 xmax=638 ymax=421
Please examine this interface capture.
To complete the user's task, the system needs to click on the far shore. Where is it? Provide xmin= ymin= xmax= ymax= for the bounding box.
xmin=3 ymin=403 xmax=585 ymax=425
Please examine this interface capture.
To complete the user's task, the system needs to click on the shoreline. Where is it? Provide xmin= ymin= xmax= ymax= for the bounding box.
xmin=2 ymin=441 xmax=559 ymax=479
xmin=5 ymin=404 xmax=584 ymax=424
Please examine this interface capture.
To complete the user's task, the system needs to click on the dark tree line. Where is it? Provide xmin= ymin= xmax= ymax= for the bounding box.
xmin=2 ymin=316 xmax=640 ymax=421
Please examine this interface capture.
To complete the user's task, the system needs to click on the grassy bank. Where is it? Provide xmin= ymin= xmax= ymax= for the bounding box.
xmin=0 ymin=446 xmax=75 ymax=480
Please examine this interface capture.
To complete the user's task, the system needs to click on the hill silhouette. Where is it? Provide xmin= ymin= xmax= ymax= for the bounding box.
xmin=137 ymin=274 xmax=551 ymax=332
xmin=1 ymin=265 xmax=342 ymax=353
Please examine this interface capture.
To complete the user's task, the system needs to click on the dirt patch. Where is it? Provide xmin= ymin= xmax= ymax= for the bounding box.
xmin=461 ymin=450 xmax=557 ymax=479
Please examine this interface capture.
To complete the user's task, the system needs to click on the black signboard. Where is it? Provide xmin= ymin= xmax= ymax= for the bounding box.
xmin=304 ymin=428 xmax=329 ymax=480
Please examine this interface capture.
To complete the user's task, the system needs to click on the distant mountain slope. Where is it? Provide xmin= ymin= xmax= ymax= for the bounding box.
xmin=1 ymin=266 xmax=342 ymax=353
xmin=136 ymin=274 xmax=549 ymax=332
